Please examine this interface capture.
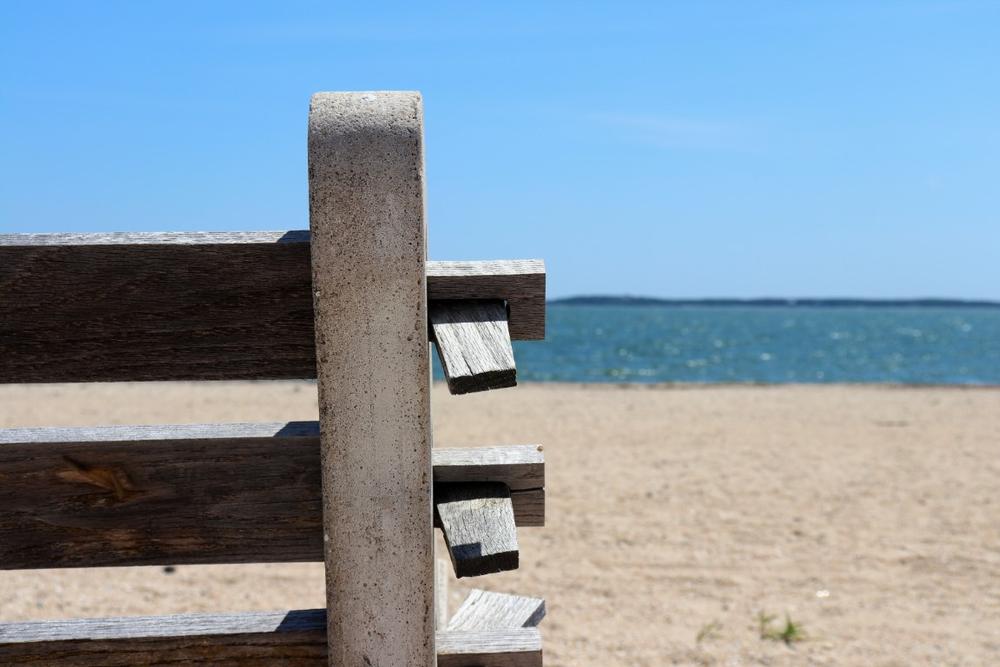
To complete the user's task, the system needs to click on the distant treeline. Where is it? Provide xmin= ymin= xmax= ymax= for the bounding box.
xmin=550 ymin=296 xmax=1000 ymax=308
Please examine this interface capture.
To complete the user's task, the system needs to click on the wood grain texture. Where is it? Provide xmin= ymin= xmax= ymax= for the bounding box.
xmin=0 ymin=423 xmax=543 ymax=570
xmin=431 ymin=300 xmax=517 ymax=394
xmin=436 ymin=483 xmax=520 ymax=578
xmin=447 ymin=590 xmax=546 ymax=631
xmin=0 ymin=610 xmax=541 ymax=667
xmin=437 ymin=629 xmax=542 ymax=667
xmin=427 ymin=260 xmax=546 ymax=341
xmin=433 ymin=444 xmax=544 ymax=490
xmin=0 ymin=231 xmax=545 ymax=383
xmin=436 ymin=558 xmax=450 ymax=630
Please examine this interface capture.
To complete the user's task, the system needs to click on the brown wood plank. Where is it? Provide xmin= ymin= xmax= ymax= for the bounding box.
xmin=0 ymin=424 xmax=543 ymax=570
xmin=436 ymin=483 xmax=520 ymax=578
xmin=0 ymin=232 xmax=545 ymax=383
xmin=431 ymin=300 xmax=517 ymax=394
xmin=0 ymin=610 xmax=541 ymax=667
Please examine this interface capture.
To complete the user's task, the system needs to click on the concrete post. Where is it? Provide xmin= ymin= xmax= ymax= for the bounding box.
xmin=308 ymin=91 xmax=434 ymax=667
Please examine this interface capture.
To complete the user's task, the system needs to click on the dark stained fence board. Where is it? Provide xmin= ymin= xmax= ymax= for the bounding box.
xmin=0 ymin=610 xmax=541 ymax=667
xmin=0 ymin=424 xmax=543 ymax=570
xmin=0 ymin=232 xmax=544 ymax=383
xmin=0 ymin=236 xmax=314 ymax=383
xmin=509 ymin=488 xmax=545 ymax=527
xmin=0 ymin=424 xmax=544 ymax=490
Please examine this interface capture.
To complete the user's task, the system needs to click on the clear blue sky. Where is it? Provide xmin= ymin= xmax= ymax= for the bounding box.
xmin=2 ymin=2 xmax=998 ymax=299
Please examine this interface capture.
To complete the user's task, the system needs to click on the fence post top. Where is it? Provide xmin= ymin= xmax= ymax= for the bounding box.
xmin=309 ymin=91 xmax=423 ymax=137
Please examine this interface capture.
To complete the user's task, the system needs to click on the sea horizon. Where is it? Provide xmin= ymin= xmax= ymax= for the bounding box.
xmin=549 ymin=295 xmax=1000 ymax=308
xmin=433 ymin=301 xmax=1000 ymax=386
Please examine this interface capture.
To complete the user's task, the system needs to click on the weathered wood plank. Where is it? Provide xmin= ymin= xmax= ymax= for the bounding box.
xmin=438 ymin=629 xmax=542 ymax=667
xmin=0 ymin=610 xmax=541 ymax=667
xmin=436 ymin=483 xmax=520 ymax=578
xmin=447 ymin=590 xmax=546 ymax=631
xmin=309 ymin=91 xmax=434 ymax=666
xmin=0 ymin=425 xmax=544 ymax=490
xmin=0 ymin=231 xmax=312 ymax=245
xmin=0 ymin=230 xmax=545 ymax=383
xmin=427 ymin=260 xmax=546 ymax=341
xmin=436 ymin=558 xmax=450 ymax=630
xmin=0 ymin=423 xmax=544 ymax=569
xmin=431 ymin=300 xmax=517 ymax=394
xmin=433 ymin=444 xmax=544 ymax=491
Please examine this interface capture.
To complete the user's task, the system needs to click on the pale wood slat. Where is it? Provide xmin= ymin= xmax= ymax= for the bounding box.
xmin=447 ymin=590 xmax=546 ymax=631
xmin=436 ymin=558 xmax=451 ymax=630
xmin=436 ymin=483 xmax=520 ymax=578
xmin=431 ymin=300 xmax=517 ymax=394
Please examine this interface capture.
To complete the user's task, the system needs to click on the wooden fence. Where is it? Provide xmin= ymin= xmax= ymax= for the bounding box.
xmin=0 ymin=92 xmax=547 ymax=666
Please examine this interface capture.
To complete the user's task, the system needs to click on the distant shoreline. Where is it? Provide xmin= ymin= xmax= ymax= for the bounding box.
xmin=549 ymin=296 xmax=1000 ymax=308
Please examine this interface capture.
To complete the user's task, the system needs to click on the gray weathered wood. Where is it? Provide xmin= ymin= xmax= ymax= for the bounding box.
xmin=438 ymin=629 xmax=542 ymax=667
xmin=309 ymin=91 xmax=434 ymax=666
xmin=0 ymin=610 xmax=541 ymax=666
xmin=433 ymin=444 xmax=544 ymax=491
xmin=431 ymin=300 xmax=517 ymax=394
xmin=0 ymin=229 xmax=545 ymax=383
xmin=447 ymin=590 xmax=546 ymax=631
xmin=0 ymin=423 xmax=543 ymax=569
xmin=436 ymin=483 xmax=520 ymax=578
xmin=427 ymin=260 xmax=546 ymax=342
xmin=436 ymin=558 xmax=450 ymax=630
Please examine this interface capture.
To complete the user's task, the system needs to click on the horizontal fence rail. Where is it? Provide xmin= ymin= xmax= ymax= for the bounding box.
xmin=0 ymin=423 xmax=544 ymax=570
xmin=0 ymin=610 xmax=542 ymax=667
xmin=0 ymin=232 xmax=545 ymax=383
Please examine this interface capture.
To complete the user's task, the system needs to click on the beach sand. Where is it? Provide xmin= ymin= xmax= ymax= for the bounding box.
xmin=1 ymin=382 xmax=998 ymax=665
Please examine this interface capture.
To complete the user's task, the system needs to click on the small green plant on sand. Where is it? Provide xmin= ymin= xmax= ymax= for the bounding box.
xmin=696 ymin=620 xmax=723 ymax=644
xmin=758 ymin=611 xmax=805 ymax=645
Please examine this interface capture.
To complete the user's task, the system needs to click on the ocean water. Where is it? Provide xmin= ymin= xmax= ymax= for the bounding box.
xmin=433 ymin=305 xmax=1000 ymax=385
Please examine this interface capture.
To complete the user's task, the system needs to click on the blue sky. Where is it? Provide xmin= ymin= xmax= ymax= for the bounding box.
xmin=2 ymin=1 xmax=998 ymax=299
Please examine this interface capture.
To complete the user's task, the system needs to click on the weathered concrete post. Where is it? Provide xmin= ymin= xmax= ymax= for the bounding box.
xmin=308 ymin=92 xmax=434 ymax=666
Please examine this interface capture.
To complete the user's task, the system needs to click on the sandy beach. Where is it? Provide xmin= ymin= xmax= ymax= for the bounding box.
xmin=1 ymin=381 xmax=998 ymax=666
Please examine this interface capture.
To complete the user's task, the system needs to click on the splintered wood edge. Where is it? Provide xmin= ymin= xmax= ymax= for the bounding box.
xmin=436 ymin=482 xmax=520 ymax=578
xmin=431 ymin=300 xmax=517 ymax=395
